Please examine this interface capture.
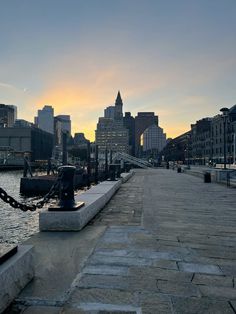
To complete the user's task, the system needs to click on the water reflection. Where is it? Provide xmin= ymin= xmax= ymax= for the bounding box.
xmin=0 ymin=171 xmax=39 ymax=245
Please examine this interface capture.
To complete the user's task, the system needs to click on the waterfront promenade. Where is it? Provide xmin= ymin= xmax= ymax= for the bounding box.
xmin=8 ymin=168 xmax=236 ymax=314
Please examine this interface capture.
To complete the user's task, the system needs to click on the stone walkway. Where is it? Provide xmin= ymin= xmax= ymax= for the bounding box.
xmin=7 ymin=169 xmax=236 ymax=313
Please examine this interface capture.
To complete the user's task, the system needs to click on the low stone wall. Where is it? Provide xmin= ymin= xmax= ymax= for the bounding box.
xmin=39 ymin=172 xmax=134 ymax=232
xmin=0 ymin=245 xmax=34 ymax=313
xmin=121 ymin=170 xmax=134 ymax=183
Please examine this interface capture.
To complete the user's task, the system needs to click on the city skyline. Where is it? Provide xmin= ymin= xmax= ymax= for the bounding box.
xmin=0 ymin=0 xmax=236 ymax=141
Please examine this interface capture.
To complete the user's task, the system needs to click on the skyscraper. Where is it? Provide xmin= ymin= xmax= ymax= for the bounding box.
xmin=104 ymin=106 xmax=115 ymax=119
xmin=35 ymin=105 xmax=54 ymax=134
xmin=142 ymin=124 xmax=166 ymax=153
xmin=0 ymin=104 xmax=17 ymax=127
xmin=134 ymin=112 xmax=159 ymax=156
xmin=123 ymin=112 xmax=135 ymax=156
xmin=95 ymin=91 xmax=129 ymax=154
xmin=54 ymin=115 xmax=71 ymax=145
xmin=114 ymin=91 xmax=123 ymax=122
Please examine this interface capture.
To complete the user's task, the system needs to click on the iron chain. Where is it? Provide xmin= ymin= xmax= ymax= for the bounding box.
xmin=0 ymin=175 xmax=61 ymax=212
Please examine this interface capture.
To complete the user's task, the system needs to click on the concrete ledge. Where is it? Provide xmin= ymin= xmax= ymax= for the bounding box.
xmin=121 ymin=171 xmax=134 ymax=183
xmin=0 ymin=245 xmax=34 ymax=313
xmin=39 ymin=179 xmax=123 ymax=231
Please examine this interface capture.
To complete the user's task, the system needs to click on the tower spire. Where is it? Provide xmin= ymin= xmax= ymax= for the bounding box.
xmin=114 ymin=91 xmax=123 ymax=120
xmin=115 ymin=91 xmax=122 ymax=106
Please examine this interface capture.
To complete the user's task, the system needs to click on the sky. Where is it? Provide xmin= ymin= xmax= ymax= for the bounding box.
xmin=0 ymin=0 xmax=236 ymax=140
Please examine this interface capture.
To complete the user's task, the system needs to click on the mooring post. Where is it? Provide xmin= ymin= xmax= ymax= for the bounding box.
xmin=109 ymin=164 xmax=116 ymax=181
xmin=49 ymin=165 xmax=84 ymax=211
xmin=116 ymin=164 xmax=121 ymax=178
xmin=109 ymin=149 xmax=113 ymax=164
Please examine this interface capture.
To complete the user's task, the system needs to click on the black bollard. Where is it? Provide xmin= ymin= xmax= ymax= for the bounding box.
xmin=109 ymin=164 xmax=116 ymax=181
xmin=116 ymin=164 xmax=121 ymax=178
xmin=109 ymin=149 xmax=113 ymax=164
xmin=48 ymin=165 xmax=84 ymax=211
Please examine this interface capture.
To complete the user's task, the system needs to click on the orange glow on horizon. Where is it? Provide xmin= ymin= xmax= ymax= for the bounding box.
xmin=21 ymin=80 xmax=192 ymax=142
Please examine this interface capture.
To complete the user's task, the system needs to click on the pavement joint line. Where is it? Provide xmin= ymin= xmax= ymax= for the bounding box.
xmin=70 ymin=302 xmax=142 ymax=313
xmin=229 ymin=301 xmax=236 ymax=314
xmin=13 ymin=298 xmax=64 ymax=307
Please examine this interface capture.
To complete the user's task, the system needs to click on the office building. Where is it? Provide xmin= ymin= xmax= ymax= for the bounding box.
xmin=134 ymin=112 xmax=158 ymax=156
xmin=104 ymin=106 xmax=115 ymax=119
xmin=123 ymin=112 xmax=135 ymax=155
xmin=54 ymin=115 xmax=71 ymax=145
xmin=35 ymin=105 xmax=54 ymax=134
xmin=0 ymin=127 xmax=53 ymax=161
xmin=0 ymin=104 xmax=17 ymax=127
xmin=95 ymin=92 xmax=129 ymax=154
xmin=142 ymin=124 xmax=166 ymax=153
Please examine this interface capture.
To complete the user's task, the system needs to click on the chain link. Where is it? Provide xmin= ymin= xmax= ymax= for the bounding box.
xmin=0 ymin=175 xmax=62 ymax=212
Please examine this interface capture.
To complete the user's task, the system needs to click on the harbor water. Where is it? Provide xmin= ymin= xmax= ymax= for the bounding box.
xmin=0 ymin=171 xmax=43 ymax=246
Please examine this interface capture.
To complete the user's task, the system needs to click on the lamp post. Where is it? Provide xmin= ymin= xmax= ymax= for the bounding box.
xmin=186 ymin=134 xmax=190 ymax=169
xmin=220 ymin=107 xmax=229 ymax=170
xmin=234 ymin=132 xmax=236 ymax=165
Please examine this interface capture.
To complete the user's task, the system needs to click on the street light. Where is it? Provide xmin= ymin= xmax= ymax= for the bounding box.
xmin=186 ymin=134 xmax=190 ymax=169
xmin=220 ymin=107 xmax=230 ymax=170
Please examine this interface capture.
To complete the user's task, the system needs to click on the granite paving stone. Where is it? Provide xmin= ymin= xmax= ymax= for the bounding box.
xmin=178 ymin=262 xmax=223 ymax=275
xmin=151 ymin=259 xmax=178 ymax=270
xmin=171 ymin=297 xmax=235 ymax=314
xmin=128 ymin=267 xmax=193 ymax=283
xmin=156 ymin=280 xmax=201 ymax=297
xmin=192 ymin=273 xmax=233 ymax=287
xmin=220 ymin=265 xmax=236 ymax=276
xmin=22 ymin=306 xmax=63 ymax=314
xmin=199 ymin=285 xmax=236 ymax=300
xmin=82 ymin=265 xmax=129 ymax=276
xmin=67 ymin=288 xmax=138 ymax=306
xmin=88 ymin=255 xmax=153 ymax=267
xmin=77 ymin=274 xmax=129 ymax=290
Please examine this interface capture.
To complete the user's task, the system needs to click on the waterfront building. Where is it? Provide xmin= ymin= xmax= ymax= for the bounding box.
xmin=35 ymin=105 xmax=54 ymax=134
xmin=162 ymin=131 xmax=191 ymax=163
xmin=134 ymin=112 xmax=159 ymax=156
xmin=0 ymin=104 xmax=17 ymax=127
xmin=142 ymin=124 xmax=166 ymax=154
xmin=210 ymin=105 xmax=236 ymax=165
xmin=190 ymin=118 xmax=212 ymax=165
xmin=0 ymin=127 xmax=53 ymax=161
xmin=95 ymin=92 xmax=129 ymax=154
xmin=163 ymin=104 xmax=236 ymax=165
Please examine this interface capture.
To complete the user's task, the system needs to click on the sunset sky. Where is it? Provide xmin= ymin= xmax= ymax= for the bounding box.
xmin=0 ymin=0 xmax=236 ymax=140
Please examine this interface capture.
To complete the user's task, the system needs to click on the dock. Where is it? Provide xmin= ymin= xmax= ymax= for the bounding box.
xmin=3 ymin=168 xmax=236 ymax=313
